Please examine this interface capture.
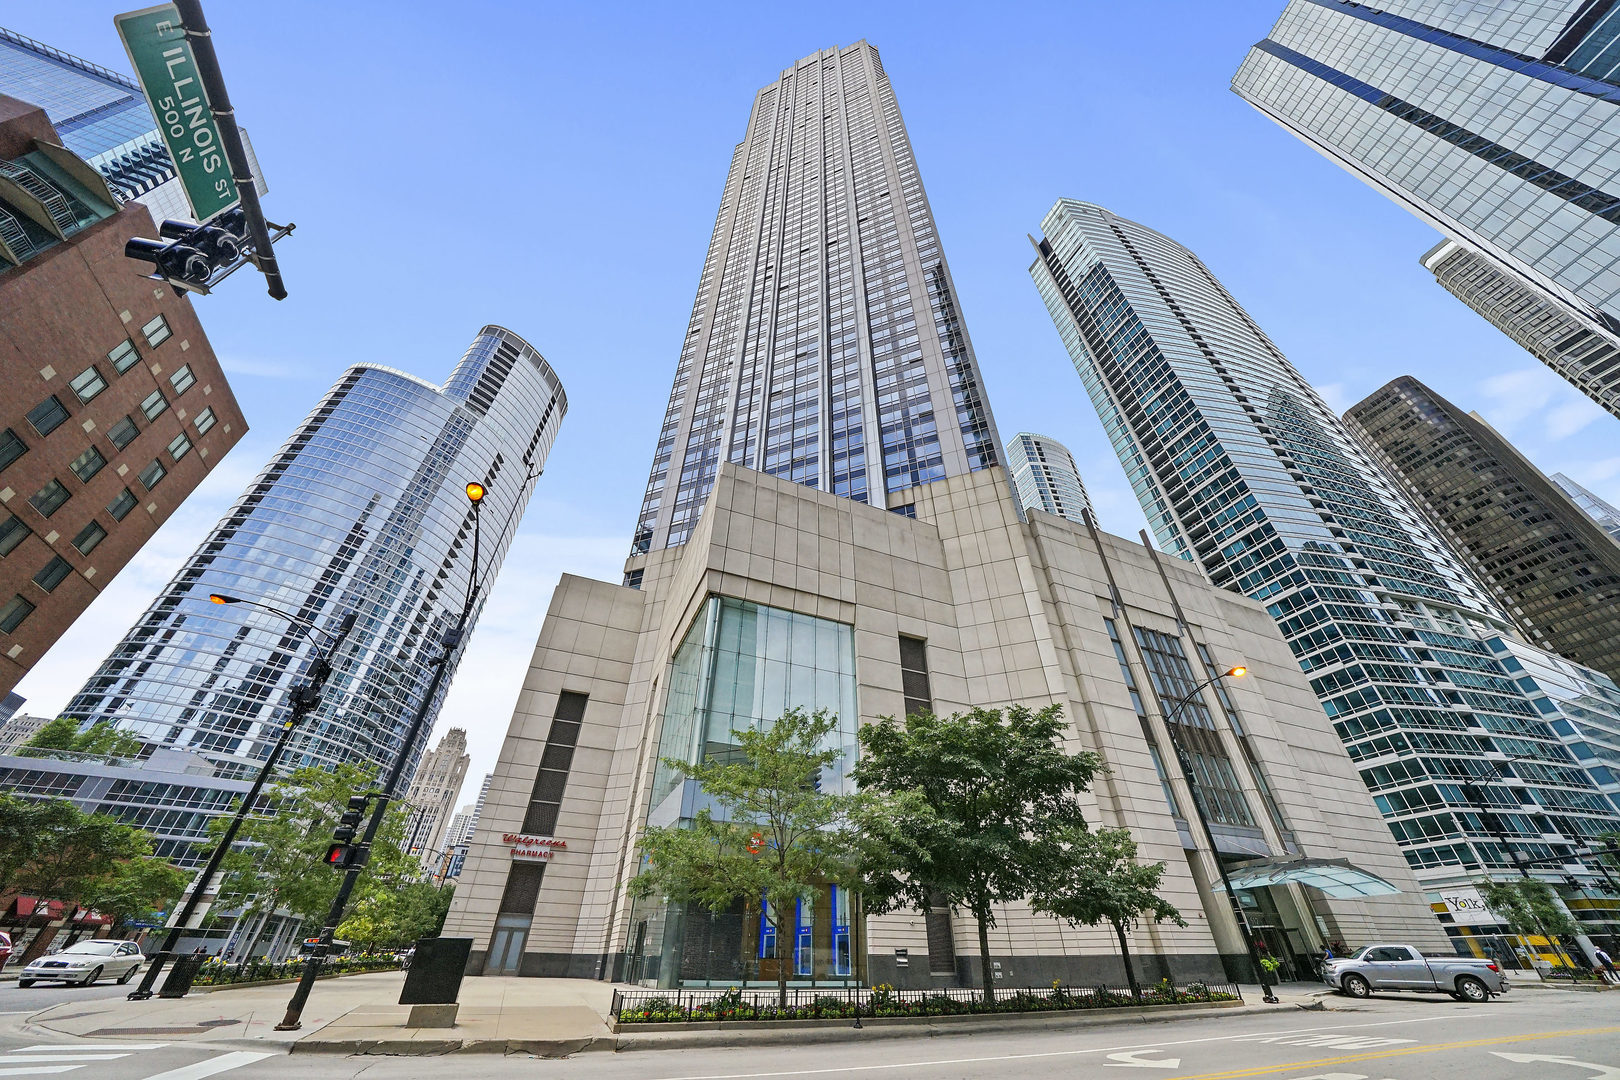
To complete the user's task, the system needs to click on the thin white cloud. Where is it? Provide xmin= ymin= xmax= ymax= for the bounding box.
xmin=1478 ymin=368 xmax=1555 ymax=435
xmin=1547 ymin=397 xmax=1603 ymax=441
xmin=217 ymin=356 xmax=323 ymax=380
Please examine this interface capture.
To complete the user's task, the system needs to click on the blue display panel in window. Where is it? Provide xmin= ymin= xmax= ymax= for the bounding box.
xmin=757 ymin=898 xmax=776 ymax=959
xmin=831 ymin=885 xmax=852 ymax=976
xmin=794 ymin=897 xmax=812 ymax=977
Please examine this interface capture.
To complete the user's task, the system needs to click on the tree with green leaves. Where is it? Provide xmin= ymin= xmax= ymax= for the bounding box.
xmin=853 ymin=703 xmax=1103 ymax=1004
xmin=210 ymin=762 xmax=424 ymax=954
xmin=1478 ymin=877 xmax=1583 ymax=974
xmin=82 ymin=857 xmax=190 ymax=932
xmin=0 ymin=794 xmax=82 ymax=897
xmin=23 ymin=717 xmax=142 ymax=758
xmin=1031 ymin=827 xmax=1184 ymax=998
xmin=628 ymin=707 xmax=868 ymax=1008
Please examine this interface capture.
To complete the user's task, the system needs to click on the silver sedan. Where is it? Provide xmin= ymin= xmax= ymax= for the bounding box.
xmin=18 ymin=940 xmax=143 ymax=987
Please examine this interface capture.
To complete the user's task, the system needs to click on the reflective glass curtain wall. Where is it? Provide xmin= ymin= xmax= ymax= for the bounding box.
xmin=1029 ymin=201 xmax=1620 ymax=886
xmin=1231 ymin=1 xmax=1620 ymax=416
xmin=1005 ymin=432 xmax=1093 ymax=522
xmin=631 ymin=41 xmax=1001 ymax=555
xmin=65 ymin=327 xmax=566 ymax=794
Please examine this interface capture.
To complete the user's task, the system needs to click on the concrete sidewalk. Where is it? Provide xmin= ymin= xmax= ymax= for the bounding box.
xmin=14 ymin=973 xmax=1330 ymax=1057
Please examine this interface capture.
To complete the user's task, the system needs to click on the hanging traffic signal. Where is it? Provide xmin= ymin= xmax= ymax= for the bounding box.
xmin=124 ymin=211 xmax=252 ymax=294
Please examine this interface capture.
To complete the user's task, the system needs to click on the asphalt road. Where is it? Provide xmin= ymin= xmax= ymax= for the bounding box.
xmin=0 ymin=977 xmax=135 ymax=1014
xmin=0 ymin=987 xmax=1616 ymax=1080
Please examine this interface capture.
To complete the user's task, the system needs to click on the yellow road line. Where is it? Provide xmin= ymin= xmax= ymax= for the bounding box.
xmin=1170 ymin=1025 xmax=1620 ymax=1080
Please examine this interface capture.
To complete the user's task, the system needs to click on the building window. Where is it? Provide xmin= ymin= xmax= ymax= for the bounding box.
xmin=142 ymin=314 xmax=171 ymax=348
xmin=69 ymin=446 xmax=106 ymax=483
xmin=107 ymin=488 xmax=137 ymax=521
xmin=521 ymin=691 xmax=587 ymax=835
xmin=194 ymin=407 xmax=216 ymax=435
xmin=69 ymin=366 xmax=107 ymax=404
xmin=108 ymin=339 xmax=140 ymax=374
xmin=899 ymin=635 xmax=932 ymax=716
xmin=140 ymin=391 xmax=168 ymax=421
xmin=32 ymin=556 xmax=71 ymax=593
xmin=167 ymin=433 xmax=192 ymax=461
xmin=107 ymin=416 xmax=139 ymax=450
xmin=0 ymin=595 xmax=35 ymax=634
xmin=27 ymin=397 xmax=69 ymax=438
xmin=138 ymin=459 xmax=166 ymax=491
xmin=0 ymin=429 xmax=26 ymax=471
xmin=0 ymin=515 xmax=28 ymax=557
xmin=622 ymin=567 xmax=643 ymax=590
xmin=169 ymin=365 xmax=195 ymax=395
xmin=71 ymin=520 xmax=106 ymax=556
xmin=29 ymin=479 xmax=69 ymax=518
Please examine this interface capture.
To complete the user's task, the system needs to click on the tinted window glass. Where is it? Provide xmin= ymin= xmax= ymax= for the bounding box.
xmin=0 ymin=595 xmax=34 ymax=634
xmin=0 ymin=515 xmax=27 ymax=556
xmin=138 ymin=459 xmax=166 ymax=491
xmin=107 ymin=417 xmax=139 ymax=450
xmin=26 ymin=397 xmax=68 ymax=437
xmin=107 ymin=488 xmax=137 ymax=521
xmin=29 ymin=479 xmax=69 ymax=517
xmin=0 ymin=429 xmax=26 ymax=471
xmin=108 ymin=339 xmax=140 ymax=373
xmin=70 ymin=366 xmax=106 ymax=404
xmin=71 ymin=520 xmax=106 ymax=556
xmin=169 ymin=365 xmax=195 ymax=395
xmin=142 ymin=314 xmax=171 ymax=347
xmin=69 ymin=446 xmax=106 ymax=483
xmin=140 ymin=391 xmax=167 ymax=421
xmin=32 ymin=556 xmax=71 ymax=592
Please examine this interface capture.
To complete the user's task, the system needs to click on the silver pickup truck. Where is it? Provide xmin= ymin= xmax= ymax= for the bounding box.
xmin=1323 ymin=944 xmax=1509 ymax=1002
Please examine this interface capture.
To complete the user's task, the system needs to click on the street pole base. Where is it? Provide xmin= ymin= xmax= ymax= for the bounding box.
xmin=126 ymin=990 xmax=154 ymax=1001
xmin=1263 ymin=993 xmax=1280 ymax=1003
xmin=274 ymin=1016 xmax=302 ymax=1031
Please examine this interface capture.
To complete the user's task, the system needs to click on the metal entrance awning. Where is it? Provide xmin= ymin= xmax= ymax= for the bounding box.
xmin=1215 ymin=857 xmax=1401 ymax=898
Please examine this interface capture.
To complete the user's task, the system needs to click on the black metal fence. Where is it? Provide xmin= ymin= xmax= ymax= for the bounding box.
xmin=612 ymin=980 xmax=1242 ymax=1023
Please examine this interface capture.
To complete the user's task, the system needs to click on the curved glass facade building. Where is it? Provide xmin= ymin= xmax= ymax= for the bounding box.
xmin=65 ymin=326 xmax=566 ymax=793
xmin=1005 ymin=432 xmax=1093 ymax=523
xmin=1030 ymin=201 xmax=1620 ymax=906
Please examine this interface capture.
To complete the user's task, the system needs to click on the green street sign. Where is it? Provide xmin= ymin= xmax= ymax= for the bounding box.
xmin=114 ymin=4 xmax=239 ymax=222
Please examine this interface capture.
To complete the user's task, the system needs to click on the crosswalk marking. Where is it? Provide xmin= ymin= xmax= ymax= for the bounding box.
xmin=0 ymin=1056 xmax=133 ymax=1063
xmin=10 ymin=1046 xmax=164 ymax=1053
xmin=139 ymin=1052 xmax=273 ymax=1080
xmin=0 ymin=1068 xmax=82 ymax=1077
xmin=2 ymin=1044 xmax=169 ymax=1078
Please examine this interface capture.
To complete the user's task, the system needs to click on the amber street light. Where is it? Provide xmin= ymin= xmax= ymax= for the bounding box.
xmin=1227 ymin=666 xmax=1247 ymax=679
xmin=465 ymin=481 xmax=485 ymax=503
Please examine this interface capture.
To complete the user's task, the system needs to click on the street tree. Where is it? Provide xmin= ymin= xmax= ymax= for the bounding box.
xmin=628 ymin=707 xmax=867 ymax=1008
xmin=1478 ymin=877 xmax=1583 ymax=973
xmin=853 ymin=703 xmax=1103 ymax=1004
xmin=82 ymin=857 xmax=190 ymax=933
xmin=1030 ymin=827 xmax=1184 ymax=998
xmin=211 ymin=762 xmax=421 ymax=954
xmin=0 ymin=794 xmax=83 ymax=897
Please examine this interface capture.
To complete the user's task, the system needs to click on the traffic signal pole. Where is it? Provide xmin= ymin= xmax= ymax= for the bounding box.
xmin=129 ymin=609 xmax=355 ymax=1000
xmin=276 ymin=487 xmax=485 ymax=1031
xmin=172 ymin=0 xmax=287 ymax=300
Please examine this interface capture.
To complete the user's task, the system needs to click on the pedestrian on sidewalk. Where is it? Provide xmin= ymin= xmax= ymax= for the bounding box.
xmin=1595 ymin=946 xmax=1618 ymax=985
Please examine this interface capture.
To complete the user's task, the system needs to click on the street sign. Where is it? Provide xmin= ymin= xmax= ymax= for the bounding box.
xmin=113 ymin=4 xmax=239 ymax=222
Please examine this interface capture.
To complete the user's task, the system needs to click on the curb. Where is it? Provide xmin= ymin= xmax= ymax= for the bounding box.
xmin=289 ymin=997 xmax=1315 ymax=1057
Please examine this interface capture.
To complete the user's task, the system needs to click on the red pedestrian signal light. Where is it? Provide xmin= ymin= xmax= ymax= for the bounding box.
xmin=323 ymin=843 xmax=369 ymax=870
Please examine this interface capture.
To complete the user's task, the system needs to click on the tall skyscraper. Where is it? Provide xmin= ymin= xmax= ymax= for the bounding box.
xmin=628 ymin=40 xmax=1001 ymax=557
xmin=1552 ymin=471 xmax=1620 ymax=542
xmin=39 ymin=327 xmax=565 ymax=862
xmin=0 ymin=95 xmax=246 ymax=699
xmin=1346 ymin=375 xmax=1620 ymax=683
xmin=1422 ymin=240 xmax=1620 ymax=422
xmin=1005 ymin=432 xmax=1092 ymax=522
xmin=441 ymin=46 xmax=1444 ymax=988
xmin=1030 ymin=200 xmax=1620 ymax=921
xmin=1231 ymin=2 xmax=1620 ymax=417
xmin=0 ymin=26 xmax=266 ymax=223
xmin=403 ymin=726 xmax=470 ymax=864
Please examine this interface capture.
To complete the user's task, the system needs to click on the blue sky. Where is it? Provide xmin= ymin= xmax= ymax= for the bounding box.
xmin=13 ymin=2 xmax=1620 ymax=802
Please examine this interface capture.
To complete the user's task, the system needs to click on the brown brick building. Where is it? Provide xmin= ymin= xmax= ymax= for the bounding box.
xmin=0 ymin=95 xmax=245 ymax=698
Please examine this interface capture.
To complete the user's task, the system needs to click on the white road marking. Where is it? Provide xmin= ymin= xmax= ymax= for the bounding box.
xmin=0 ymin=1068 xmax=83 ymax=1077
xmin=1492 ymin=1052 xmax=1620 ymax=1078
xmin=10 ymin=1046 xmax=165 ymax=1053
xmin=0 ymin=1057 xmax=131 ymax=1063
xmin=1104 ymin=1049 xmax=1181 ymax=1067
xmin=137 ymin=1052 xmax=274 ymax=1080
xmin=634 ymin=1014 xmax=1450 ymax=1080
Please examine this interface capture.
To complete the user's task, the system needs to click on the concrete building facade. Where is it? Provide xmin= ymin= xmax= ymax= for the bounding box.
xmin=443 ymin=464 xmax=1444 ymax=986
xmin=1006 ymin=432 xmax=1093 ymax=523
xmin=1346 ymin=375 xmax=1620 ymax=685
xmin=403 ymin=727 xmax=470 ymax=866
xmin=1232 ymin=1 xmax=1620 ymax=418
xmin=1028 ymin=201 xmax=1620 ymax=948
xmin=0 ymin=94 xmax=246 ymax=701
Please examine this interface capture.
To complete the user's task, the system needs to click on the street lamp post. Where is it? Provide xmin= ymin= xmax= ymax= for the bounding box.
xmin=276 ymin=482 xmax=488 ymax=1030
xmin=128 ymin=599 xmax=356 ymax=1000
xmin=1156 ymin=665 xmax=1280 ymax=1003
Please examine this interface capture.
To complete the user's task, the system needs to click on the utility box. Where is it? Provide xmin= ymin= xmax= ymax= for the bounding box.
xmin=399 ymin=937 xmax=472 ymax=1005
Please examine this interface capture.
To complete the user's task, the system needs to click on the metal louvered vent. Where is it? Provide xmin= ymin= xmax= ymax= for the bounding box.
xmin=0 ymin=160 xmax=77 ymax=232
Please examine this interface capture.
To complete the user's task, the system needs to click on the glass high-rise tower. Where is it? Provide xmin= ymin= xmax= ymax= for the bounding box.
xmin=1030 ymin=200 xmax=1620 ymax=901
xmin=53 ymin=328 xmax=564 ymax=861
xmin=629 ymin=40 xmax=1001 ymax=556
xmin=1231 ymin=1 xmax=1620 ymax=420
xmin=1005 ymin=432 xmax=1092 ymax=523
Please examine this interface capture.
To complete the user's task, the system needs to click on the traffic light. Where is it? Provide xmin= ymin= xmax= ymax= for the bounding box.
xmin=323 ymin=842 xmax=369 ymax=870
xmin=332 ymin=795 xmax=368 ymax=844
xmin=124 ymin=210 xmax=251 ymax=293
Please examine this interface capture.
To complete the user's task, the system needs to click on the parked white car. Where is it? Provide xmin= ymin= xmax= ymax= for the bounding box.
xmin=18 ymin=940 xmax=143 ymax=987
